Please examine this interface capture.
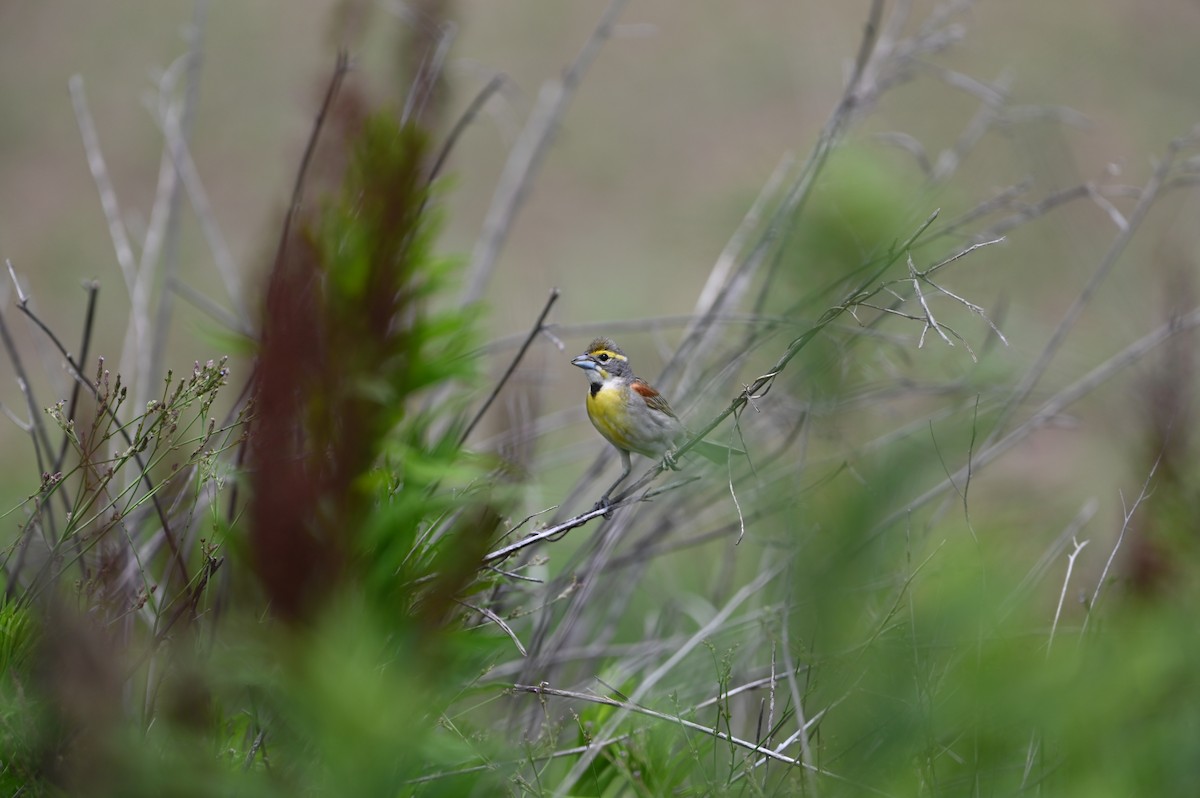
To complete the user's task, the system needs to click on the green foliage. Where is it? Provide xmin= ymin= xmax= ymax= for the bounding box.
xmin=225 ymin=106 xmax=509 ymax=795
xmin=306 ymin=115 xmax=493 ymax=612
xmin=0 ymin=600 xmax=42 ymax=794
xmin=0 ymin=352 xmax=241 ymax=795
xmin=0 ymin=100 xmax=507 ymax=794
xmin=210 ymin=602 xmax=503 ymax=797
xmin=0 ymin=599 xmax=36 ymax=674
xmin=784 ymin=146 xmax=916 ymax=293
xmin=4 ymin=356 xmax=239 ymax=610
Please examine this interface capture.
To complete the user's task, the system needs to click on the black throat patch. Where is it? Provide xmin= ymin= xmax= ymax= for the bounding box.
xmin=590 ymin=382 xmax=601 ymax=398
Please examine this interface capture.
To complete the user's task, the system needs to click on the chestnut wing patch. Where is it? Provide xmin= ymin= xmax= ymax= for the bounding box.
xmin=631 ymin=378 xmax=678 ymax=418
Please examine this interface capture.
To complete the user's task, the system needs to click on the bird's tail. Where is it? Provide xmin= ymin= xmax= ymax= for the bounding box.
xmin=689 ymin=438 xmax=745 ymax=465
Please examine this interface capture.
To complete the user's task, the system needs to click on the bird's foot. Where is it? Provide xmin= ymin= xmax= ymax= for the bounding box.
xmin=592 ymin=495 xmax=614 ymax=519
xmin=662 ymin=450 xmax=681 ymax=471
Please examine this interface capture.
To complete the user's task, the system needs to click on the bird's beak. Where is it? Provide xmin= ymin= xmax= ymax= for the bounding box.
xmin=571 ymin=354 xmax=597 ymax=371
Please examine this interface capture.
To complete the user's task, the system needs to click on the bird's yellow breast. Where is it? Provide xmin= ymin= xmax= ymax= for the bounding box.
xmin=586 ymin=383 xmax=635 ymax=451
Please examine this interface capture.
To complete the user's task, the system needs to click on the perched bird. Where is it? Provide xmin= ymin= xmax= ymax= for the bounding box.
xmin=571 ymin=337 xmax=742 ymax=508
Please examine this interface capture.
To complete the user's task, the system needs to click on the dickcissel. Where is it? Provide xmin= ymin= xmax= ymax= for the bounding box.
xmin=571 ymin=337 xmax=741 ymax=508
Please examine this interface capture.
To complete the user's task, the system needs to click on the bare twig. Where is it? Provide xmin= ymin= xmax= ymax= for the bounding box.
xmin=750 ymin=0 xmax=885 ymax=316
xmin=729 ymin=452 xmax=747 ymax=545
xmin=555 ymin=563 xmax=784 ymax=794
xmin=0 ymin=307 xmax=65 ymax=593
xmin=458 ymin=599 xmax=527 ymax=657
xmin=987 ymin=134 xmax=1198 ymax=445
xmin=688 ymin=153 xmax=796 ymax=340
xmin=667 ymin=152 xmax=797 ymax=398
xmin=8 ymin=287 xmax=191 ymax=587
xmin=607 ymin=211 xmax=941 ymax=511
xmin=398 ymin=15 xmax=456 ymax=128
xmin=52 ymin=282 xmax=101 ymax=474
xmin=274 ymin=50 xmax=350 ymax=275
xmin=930 ymin=71 xmax=1011 ymax=184
xmin=1047 ymin=537 xmax=1088 ymax=653
xmin=463 ymin=0 xmax=628 ymax=304
xmin=159 ymin=98 xmax=248 ymax=328
xmin=909 ymin=253 xmax=954 ymax=349
xmin=1082 ymin=453 xmax=1163 ymax=634
xmin=405 ymin=733 xmax=637 ymax=785
xmin=1001 ymin=499 xmax=1097 ymax=621
xmin=416 ymin=672 xmax=811 ymax=785
xmin=511 ymin=682 xmax=810 ymax=768
xmin=172 ymin=280 xmax=246 ymax=332
xmin=242 ymin=728 xmax=267 ymax=771
xmin=127 ymin=58 xmax=190 ymax=413
xmin=877 ymin=304 xmax=1200 ymax=534
xmin=496 ymin=504 xmax=560 ymax=544
xmin=0 ymin=283 xmax=54 ymax=477
xmin=429 ymin=73 xmax=508 ymax=183
xmin=68 ymin=77 xmax=138 ymax=291
xmin=484 ymin=564 xmax=543 ymax=584
xmin=482 ymin=504 xmax=611 ymax=564
xmin=780 ymin=595 xmax=819 ymax=793
xmin=461 ymin=288 xmax=559 ymax=445
xmin=147 ymin=0 xmax=211 ymax=402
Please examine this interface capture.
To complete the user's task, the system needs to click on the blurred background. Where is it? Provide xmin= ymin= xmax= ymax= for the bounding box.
xmin=2 ymin=1 xmax=1199 ymax=793
xmin=2 ymin=0 xmax=1197 ymax=556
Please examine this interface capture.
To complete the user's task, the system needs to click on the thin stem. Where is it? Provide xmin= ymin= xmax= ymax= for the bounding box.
xmin=274 ymin=50 xmax=350 ymax=276
xmin=462 ymin=0 xmax=628 ymax=304
xmin=53 ymin=282 xmax=101 ymax=474
xmin=429 ymin=74 xmax=507 ymax=183
xmin=147 ymin=0 xmax=211 ymax=404
xmin=460 ymin=288 xmax=559 ymax=446
xmin=555 ymin=564 xmax=785 ymax=794
xmin=986 ymin=134 xmax=1197 ymax=446
xmin=12 ymin=295 xmax=190 ymax=587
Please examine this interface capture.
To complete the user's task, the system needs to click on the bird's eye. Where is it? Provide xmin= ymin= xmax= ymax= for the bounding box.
xmin=597 ymin=353 xmax=610 ymax=362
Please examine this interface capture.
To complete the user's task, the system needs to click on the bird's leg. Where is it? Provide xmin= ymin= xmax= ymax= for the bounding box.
xmin=661 ymin=447 xmax=681 ymax=471
xmin=595 ymin=449 xmax=632 ymax=515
